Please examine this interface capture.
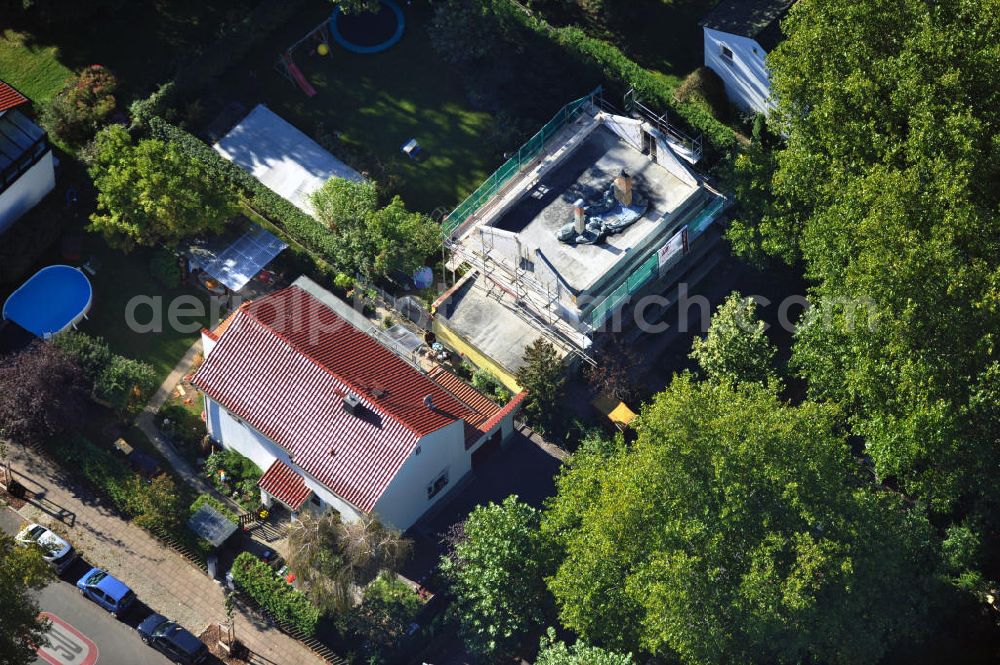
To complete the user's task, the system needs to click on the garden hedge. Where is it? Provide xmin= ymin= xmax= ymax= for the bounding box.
xmin=148 ymin=118 xmax=343 ymax=271
xmin=499 ymin=2 xmax=740 ymax=161
xmin=231 ymin=551 xmax=320 ymax=636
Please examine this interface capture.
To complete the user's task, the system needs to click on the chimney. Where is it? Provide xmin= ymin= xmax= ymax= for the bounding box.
xmin=573 ymin=198 xmax=586 ymax=234
xmin=342 ymin=393 xmax=361 ymax=416
xmin=614 ymin=169 xmax=633 ymax=206
xmin=423 ymin=394 xmax=435 ymax=411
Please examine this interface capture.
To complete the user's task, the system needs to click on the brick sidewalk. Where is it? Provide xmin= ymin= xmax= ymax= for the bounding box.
xmin=7 ymin=445 xmax=326 ymax=665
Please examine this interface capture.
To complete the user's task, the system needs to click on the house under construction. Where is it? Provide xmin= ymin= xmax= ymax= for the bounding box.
xmin=432 ymin=89 xmax=729 ymax=389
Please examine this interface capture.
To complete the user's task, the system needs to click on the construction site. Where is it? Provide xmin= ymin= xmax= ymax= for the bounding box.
xmin=433 ymin=89 xmax=729 ymax=388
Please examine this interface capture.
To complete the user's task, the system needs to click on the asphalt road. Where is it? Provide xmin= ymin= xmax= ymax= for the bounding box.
xmin=1 ymin=507 xmax=173 ymax=665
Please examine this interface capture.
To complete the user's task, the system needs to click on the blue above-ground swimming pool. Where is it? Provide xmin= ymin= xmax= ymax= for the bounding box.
xmin=2 ymin=265 xmax=93 ymax=338
xmin=331 ymin=0 xmax=405 ymax=54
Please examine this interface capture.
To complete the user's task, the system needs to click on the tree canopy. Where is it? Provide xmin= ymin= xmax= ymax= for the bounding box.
xmin=309 ymin=178 xmax=440 ymax=280
xmin=689 ymin=292 xmax=777 ymax=385
xmin=0 ymin=532 xmax=54 ymax=665
xmin=535 ymin=628 xmax=634 ymax=665
xmin=87 ymin=125 xmax=238 ymax=250
xmin=287 ymin=510 xmax=410 ymax=614
xmin=542 ymin=376 xmax=935 ymax=664
xmin=440 ymin=495 xmax=553 ymax=660
xmin=515 ymin=339 xmax=566 ymax=437
xmin=0 ymin=342 xmax=88 ymax=445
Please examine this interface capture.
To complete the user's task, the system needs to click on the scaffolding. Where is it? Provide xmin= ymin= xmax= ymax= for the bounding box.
xmin=442 ymin=87 xmax=604 ymax=238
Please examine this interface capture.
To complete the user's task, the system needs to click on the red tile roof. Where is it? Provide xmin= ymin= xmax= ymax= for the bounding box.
xmin=0 ymin=81 xmax=29 ymax=113
xmin=193 ymin=286 xmax=485 ymax=512
xmin=427 ymin=365 xmax=500 ymax=430
xmin=480 ymin=390 xmax=527 ymax=433
xmin=258 ymin=459 xmax=312 ymax=510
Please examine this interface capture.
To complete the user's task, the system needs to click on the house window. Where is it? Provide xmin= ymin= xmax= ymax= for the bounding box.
xmin=426 ymin=469 xmax=450 ymax=500
xmin=720 ymin=44 xmax=734 ymax=61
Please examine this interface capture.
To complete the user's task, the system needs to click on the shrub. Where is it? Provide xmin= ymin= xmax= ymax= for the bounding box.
xmin=150 ymin=249 xmax=181 ymax=287
xmin=674 ymin=67 xmax=730 ymax=123
xmin=159 ymin=404 xmax=206 ymax=449
xmin=204 ymin=449 xmax=262 ymax=510
xmin=471 ymin=368 xmax=512 ymax=405
xmin=41 ymin=64 xmax=118 ymax=146
xmin=230 ymin=552 xmax=320 ymax=636
xmin=52 ymin=331 xmax=156 ymax=416
xmin=51 ymin=331 xmax=111 ymax=379
xmin=56 ymin=435 xmax=180 ymax=530
xmin=148 ymin=118 xmax=344 ymax=269
xmin=491 ymin=2 xmax=739 ymax=161
xmin=96 ymin=355 xmax=158 ymax=416
xmin=348 ymin=573 xmax=423 ymax=662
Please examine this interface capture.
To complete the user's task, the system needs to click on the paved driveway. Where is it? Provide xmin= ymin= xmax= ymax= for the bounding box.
xmin=403 ymin=427 xmax=565 ymax=581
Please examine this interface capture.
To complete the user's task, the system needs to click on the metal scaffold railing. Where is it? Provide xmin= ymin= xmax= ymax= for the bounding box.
xmin=442 ymin=87 xmax=603 ymax=238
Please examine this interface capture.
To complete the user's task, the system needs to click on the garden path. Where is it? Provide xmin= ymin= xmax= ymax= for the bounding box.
xmin=134 ymin=338 xmax=243 ymax=513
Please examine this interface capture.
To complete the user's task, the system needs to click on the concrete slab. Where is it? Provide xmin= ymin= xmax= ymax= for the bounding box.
xmin=436 ymin=273 xmax=545 ymax=374
xmin=491 ymin=125 xmax=698 ymax=293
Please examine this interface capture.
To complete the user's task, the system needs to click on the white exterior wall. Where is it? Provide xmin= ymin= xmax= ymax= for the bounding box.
xmin=703 ymin=28 xmax=774 ymax=114
xmin=373 ymin=419 xmax=472 ymax=530
xmin=0 ymin=150 xmax=55 ymax=235
xmin=204 ymin=397 xmax=364 ymax=522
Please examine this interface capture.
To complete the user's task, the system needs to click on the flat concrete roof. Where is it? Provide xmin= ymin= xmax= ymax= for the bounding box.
xmin=490 ymin=125 xmax=697 ymax=294
xmin=437 ymin=273 xmax=546 ymax=374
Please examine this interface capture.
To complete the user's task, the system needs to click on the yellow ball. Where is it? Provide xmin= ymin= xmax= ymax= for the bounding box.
xmin=317 ymin=43 xmax=329 ymax=56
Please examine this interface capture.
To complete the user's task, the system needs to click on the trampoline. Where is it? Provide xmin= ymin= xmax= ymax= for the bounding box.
xmin=330 ymin=0 xmax=405 ymax=54
xmin=2 ymin=265 xmax=92 ymax=338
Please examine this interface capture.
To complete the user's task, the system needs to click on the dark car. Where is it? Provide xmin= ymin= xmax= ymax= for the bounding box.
xmin=137 ymin=613 xmax=209 ymax=664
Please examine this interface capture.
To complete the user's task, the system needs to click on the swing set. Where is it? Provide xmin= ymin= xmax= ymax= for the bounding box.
xmin=274 ymin=19 xmax=332 ymax=97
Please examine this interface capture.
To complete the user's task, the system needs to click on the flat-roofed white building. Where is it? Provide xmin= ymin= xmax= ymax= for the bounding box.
xmin=213 ymin=104 xmax=362 ymax=215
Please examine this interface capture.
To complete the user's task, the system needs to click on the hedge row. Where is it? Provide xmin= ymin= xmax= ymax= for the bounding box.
xmin=231 ymin=551 xmax=320 ymax=636
xmin=502 ymin=3 xmax=739 ymax=160
xmin=148 ymin=117 xmax=342 ymax=271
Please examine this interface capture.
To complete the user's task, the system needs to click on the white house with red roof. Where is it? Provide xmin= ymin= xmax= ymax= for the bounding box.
xmin=193 ymin=285 xmax=525 ymax=530
xmin=0 ymin=81 xmax=55 ymax=235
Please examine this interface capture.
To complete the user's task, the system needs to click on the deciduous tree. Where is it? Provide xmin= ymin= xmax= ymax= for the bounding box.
xmin=543 ymin=376 xmax=935 ymax=664
xmin=535 ymin=628 xmax=634 ymax=665
xmin=87 ymin=125 xmax=238 ymax=250
xmin=287 ymin=510 xmax=411 ymax=614
xmin=689 ymin=292 xmax=777 ymax=385
xmin=310 ymin=179 xmax=439 ymax=280
xmin=0 ymin=342 xmax=88 ymax=446
xmin=732 ymin=0 xmax=1000 ymax=523
xmin=440 ymin=495 xmax=553 ymax=660
xmin=0 ymin=532 xmax=54 ymax=665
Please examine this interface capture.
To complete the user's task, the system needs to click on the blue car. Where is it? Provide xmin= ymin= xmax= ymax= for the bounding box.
xmin=75 ymin=568 xmax=136 ymax=617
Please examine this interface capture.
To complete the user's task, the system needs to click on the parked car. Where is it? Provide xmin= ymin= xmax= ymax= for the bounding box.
xmin=75 ymin=568 xmax=136 ymax=617
xmin=137 ymin=614 xmax=209 ymax=664
xmin=15 ymin=523 xmax=78 ymax=574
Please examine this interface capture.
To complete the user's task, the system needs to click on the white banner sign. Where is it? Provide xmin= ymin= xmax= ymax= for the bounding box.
xmin=657 ymin=225 xmax=689 ymax=271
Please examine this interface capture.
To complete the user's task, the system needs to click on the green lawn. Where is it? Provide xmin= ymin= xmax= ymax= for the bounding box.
xmin=0 ymin=29 xmax=71 ymax=103
xmin=216 ymin=3 xmax=498 ymax=214
xmin=1 ymin=0 xmax=256 ymax=103
xmin=77 ymin=238 xmax=211 ymax=384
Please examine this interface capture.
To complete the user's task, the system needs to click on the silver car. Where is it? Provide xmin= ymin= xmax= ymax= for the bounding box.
xmin=16 ymin=523 xmax=78 ymax=574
